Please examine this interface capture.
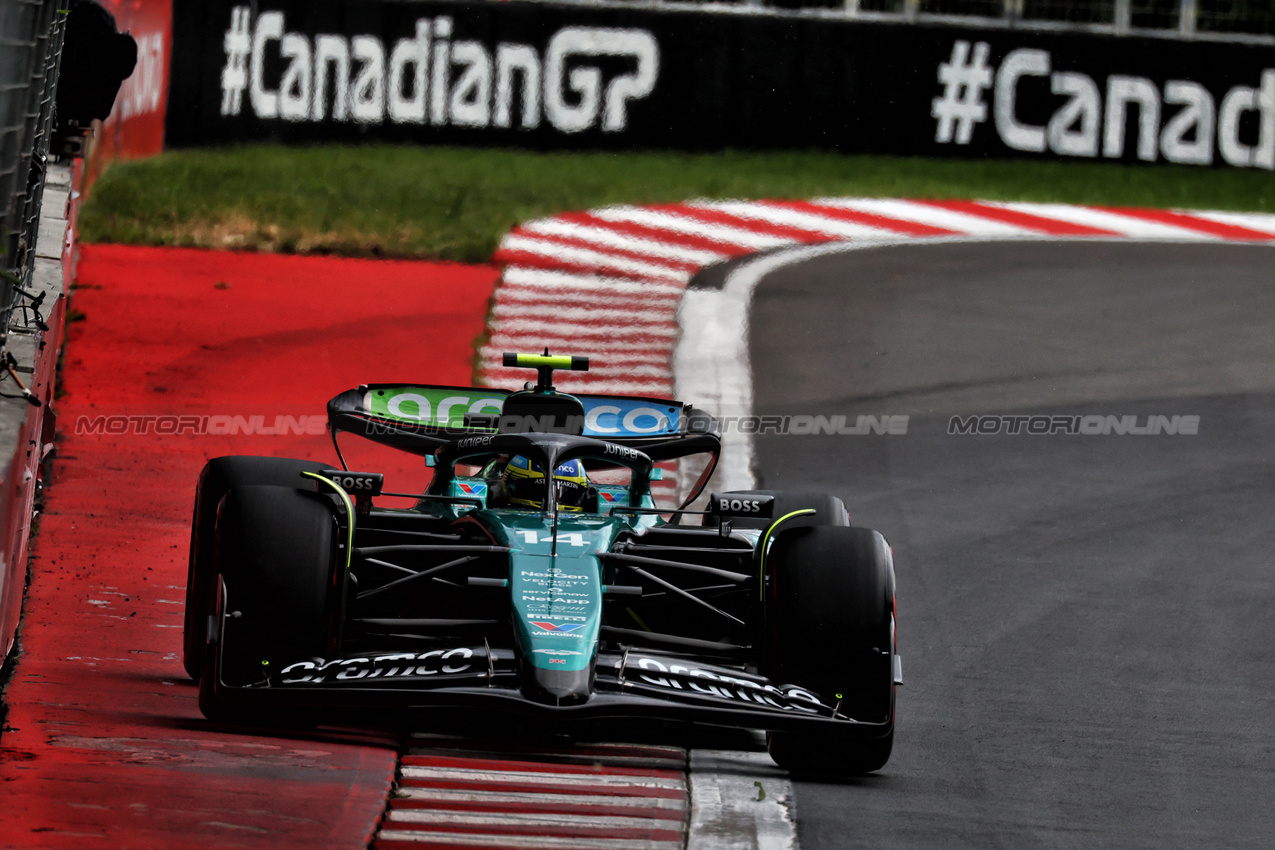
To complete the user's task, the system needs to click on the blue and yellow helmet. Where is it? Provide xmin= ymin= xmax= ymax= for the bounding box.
xmin=503 ymin=456 xmax=590 ymax=512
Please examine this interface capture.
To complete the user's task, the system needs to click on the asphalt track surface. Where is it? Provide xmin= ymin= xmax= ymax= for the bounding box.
xmin=746 ymin=241 xmax=1275 ymax=847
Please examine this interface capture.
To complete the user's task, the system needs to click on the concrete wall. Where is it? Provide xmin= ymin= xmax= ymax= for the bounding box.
xmin=0 ymin=162 xmax=68 ymax=660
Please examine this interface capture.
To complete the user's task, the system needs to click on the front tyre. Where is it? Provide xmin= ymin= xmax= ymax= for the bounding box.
xmin=183 ymin=456 xmax=327 ymax=678
xmin=198 ymin=485 xmax=336 ymax=724
xmin=765 ymin=525 xmax=897 ymax=775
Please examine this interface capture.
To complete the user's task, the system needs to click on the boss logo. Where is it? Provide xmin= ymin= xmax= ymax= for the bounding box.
xmin=319 ymin=470 xmax=384 ymax=494
xmin=711 ymin=493 xmax=775 ymax=519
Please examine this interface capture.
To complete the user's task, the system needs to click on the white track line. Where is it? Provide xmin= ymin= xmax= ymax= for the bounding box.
xmin=487 ymin=318 xmax=677 ymax=339
xmin=482 ymin=335 xmax=678 ymax=352
xmin=521 ymin=218 xmax=728 ymax=265
xmin=382 ymin=740 xmax=689 ymax=850
xmin=1189 ymin=209 xmax=1275 ymax=235
xmin=400 ymin=765 xmax=685 ymax=788
xmin=687 ymin=751 xmax=798 ymax=850
xmin=396 ymin=788 xmax=689 ymax=810
xmin=387 ymin=810 xmax=679 ymax=829
xmin=675 ymin=239 xmax=914 ymax=491
xmin=590 ymin=206 xmax=794 ymax=251
xmin=500 ymin=235 xmax=693 ymax=281
xmin=491 ymin=302 xmax=679 ymax=327
xmin=497 ymin=288 xmax=682 ymax=310
xmin=689 ymin=200 xmax=897 ymax=240
xmin=989 ymin=201 xmax=1219 ymax=239
xmin=376 ymin=831 xmax=684 ymax=849
xmin=502 ymin=266 xmax=687 ymax=296
xmin=811 ymin=197 xmax=1030 ymax=235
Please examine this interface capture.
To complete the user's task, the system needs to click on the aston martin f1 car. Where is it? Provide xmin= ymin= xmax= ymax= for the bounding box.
xmin=183 ymin=353 xmax=900 ymax=774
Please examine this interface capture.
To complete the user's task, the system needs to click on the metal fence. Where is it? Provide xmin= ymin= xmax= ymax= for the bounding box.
xmin=0 ymin=0 xmax=66 ymax=348
xmin=577 ymin=0 xmax=1275 ymax=40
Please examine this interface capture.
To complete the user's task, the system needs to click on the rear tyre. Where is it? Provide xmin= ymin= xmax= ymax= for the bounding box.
xmin=197 ymin=485 xmax=335 ymax=724
xmin=708 ymin=489 xmax=849 ymax=530
xmin=183 ymin=456 xmax=327 ymax=678
xmin=765 ymin=525 xmax=896 ymax=775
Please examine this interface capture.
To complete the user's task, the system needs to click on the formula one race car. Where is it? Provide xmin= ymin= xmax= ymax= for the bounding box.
xmin=183 ymin=352 xmax=900 ymax=774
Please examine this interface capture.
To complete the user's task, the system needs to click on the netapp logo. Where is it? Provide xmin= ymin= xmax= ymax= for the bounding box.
xmin=220 ymin=7 xmax=658 ymax=133
xmin=933 ymin=39 xmax=1275 ymax=168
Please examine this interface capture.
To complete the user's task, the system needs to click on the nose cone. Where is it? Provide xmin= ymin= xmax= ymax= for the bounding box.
xmin=523 ymin=662 xmax=594 ymax=705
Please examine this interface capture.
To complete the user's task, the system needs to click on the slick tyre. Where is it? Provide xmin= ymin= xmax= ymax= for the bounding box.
xmin=198 ymin=485 xmax=335 ymax=724
xmin=765 ymin=525 xmax=897 ymax=775
xmin=708 ymin=490 xmax=849 ymax=530
xmin=183 ymin=456 xmax=327 ymax=678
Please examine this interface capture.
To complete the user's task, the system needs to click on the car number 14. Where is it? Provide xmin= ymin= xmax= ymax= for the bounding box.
xmin=519 ymin=531 xmax=586 ymax=546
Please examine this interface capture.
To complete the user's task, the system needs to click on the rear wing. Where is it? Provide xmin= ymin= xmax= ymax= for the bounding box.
xmin=326 ymin=384 xmax=721 ymax=460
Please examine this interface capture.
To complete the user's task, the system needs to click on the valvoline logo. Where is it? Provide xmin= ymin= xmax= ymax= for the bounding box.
xmin=458 ymin=482 xmax=487 ymax=495
xmin=531 ymin=621 xmax=585 ymax=633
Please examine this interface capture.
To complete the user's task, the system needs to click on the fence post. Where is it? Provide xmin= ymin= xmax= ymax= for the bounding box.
xmin=1114 ymin=0 xmax=1131 ymax=34
xmin=1179 ymin=0 xmax=1197 ymax=36
xmin=0 ymin=0 xmax=67 ymax=346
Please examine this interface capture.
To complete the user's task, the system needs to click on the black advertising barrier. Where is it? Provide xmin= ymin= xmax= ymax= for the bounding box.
xmin=168 ymin=0 xmax=1275 ymax=169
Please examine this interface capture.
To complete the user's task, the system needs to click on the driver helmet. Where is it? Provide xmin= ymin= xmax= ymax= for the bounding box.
xmin=503 ymin=455 xmax=590 ymax=512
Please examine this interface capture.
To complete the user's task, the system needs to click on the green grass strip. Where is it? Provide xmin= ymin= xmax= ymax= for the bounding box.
xmin=79 ymin=144 xmax=1275 ymax=264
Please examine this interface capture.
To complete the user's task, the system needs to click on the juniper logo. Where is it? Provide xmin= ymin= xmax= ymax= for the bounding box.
xmin=947 ymin=415 xmax=1200 ymax=436
xmin=218 ymin=7 xmax=659 ymax=133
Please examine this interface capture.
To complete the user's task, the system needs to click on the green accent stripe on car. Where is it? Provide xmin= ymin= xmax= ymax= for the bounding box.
xmin=758 ymin=509 xmax=817 ymax=600
xmin=302 ymin=471 xmax=356 ymax=575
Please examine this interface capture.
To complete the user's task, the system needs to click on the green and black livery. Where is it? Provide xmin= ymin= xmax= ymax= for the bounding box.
xmin=184 ymin=352 xmax=901 ymax=774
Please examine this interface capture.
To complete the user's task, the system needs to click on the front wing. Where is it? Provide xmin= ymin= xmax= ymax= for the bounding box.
xmin=207 ymin=645 xmax=892 ymax=738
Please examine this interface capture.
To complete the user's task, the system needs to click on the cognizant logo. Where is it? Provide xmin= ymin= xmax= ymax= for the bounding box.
xmin=219 ymin=7 xmax=659 ymax=134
